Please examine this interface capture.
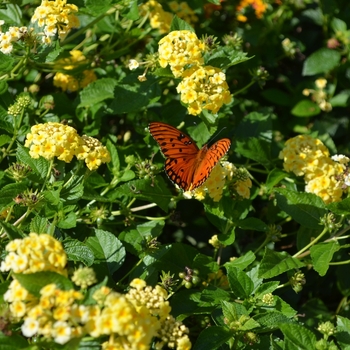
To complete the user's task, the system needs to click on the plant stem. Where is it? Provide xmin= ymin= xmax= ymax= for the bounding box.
xmin=293 ymin=227 xmax=328 ymax=258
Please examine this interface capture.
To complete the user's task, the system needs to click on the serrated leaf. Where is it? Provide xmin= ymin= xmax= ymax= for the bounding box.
xmin=60 ymin=175 xmax=84 ymax=202
xmin=14 ymin=272 xmax=73 ymax=297
xmin=79 ymin=78 xmax=118 ymax=107
xmin=302 ymin=48 xmax=341 ymax=76
xmin=57 ymin=211 xmax=77 ymax=229
xmin=16 ymin=143 xmax=50 ymax=180
xmin=279 ymin=323 xmax=317 ymax=349
xmin=258 ymin=248 xmax=304 ymax=279
xmin=266 ymin=169 xmax=288 ymax=191
xmin=254 ymin=281 xmax=280 ymax=298
xmin=237 ymin=217 xmax=268 ymax=232
xmin=86 ymin=229 xmax=125 ymax=276
xmin=327 ymin=197 xmax=350 ymax=215
xmin=310 ymin=241 xmax=340 ymax=276
xmin=275 ymin=188 xmax=327 ymax=229
xmin=0 ymin=332 xmax=28 ymax=350
xmin=170 ymin=15 xmax=195 ymax=32
xmin=221 ymin=300 xmax=248 ymax=321
xmin=193 ymin=326 xmax=232 ymax=350
xmin=335 ymin=315 xmax=350 ymax=349
xmin=106 ymin=139 xmax=120 ymax=174
xmin=0 ymin=134 xmax=11 ymax=146
xmin=225 ymin=266 xmax=254 ymax=298
xmin=0 ymin=182 xmax=27 ymax=210
xmin=235 ymin=137 xmax=271 ymax=168
xmin=254 ymin=311 xmax=294 ymax=329
xmin=114 ymin=177 xmax=172 ymax=212
xmin=224 ymin=251 xmax=256 ymax=270
xmin=29 ymin=216 xmax=50 ymax=234
xmin=0 ymin=221 xmax=24 ymax=239
xmin=63 ymin=239 xmax=95 ymax=266
xmin=291 ymin=100 xmax=321 ymax=117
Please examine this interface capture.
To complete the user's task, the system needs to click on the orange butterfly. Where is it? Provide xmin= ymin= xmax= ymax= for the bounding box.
xmin=149 ymin=122 xmax=231 ymax=191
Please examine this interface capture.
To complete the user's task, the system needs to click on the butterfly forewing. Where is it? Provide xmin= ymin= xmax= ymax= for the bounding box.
xmin=149 ymin=122 xmax=231 ymax=191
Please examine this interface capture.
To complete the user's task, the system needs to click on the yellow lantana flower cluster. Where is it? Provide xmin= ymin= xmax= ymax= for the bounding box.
xmin=31 ymin=0 xmax=80 ymax=44
xmin=177 ymin=65 xmax=232 ymax=115
xmin=279 ymin=135 xmax=348 ymax=203
xmin=53 ymin=50 xmax=97 ymax=92
xmin=0 ymin=233 xmax=67 ymax=275
xmin=24 ymin=122 xmax=111 ymax=170
xmin=302 ymin=78 xmax=332 ymax=112
xmin=0 ymin=21 xmax=28 ymax=54
xmin=87 ymin=279 xmax=191 ymax=350
xmin=184 ymin=161 xmax=252 ymax=202
xmin=236 ymin=0 xmax=268 ymax=22
xmin=158 ymin=30 xmax=205 ymax=78
xmin=158 ymin=30 xmax=232 ymax=115
xmin=141 ymin=1 xmax=198 ymax=34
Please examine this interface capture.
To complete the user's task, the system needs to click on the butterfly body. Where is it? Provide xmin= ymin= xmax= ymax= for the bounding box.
xmin=149 ymin=122 xmax=231 ymax=191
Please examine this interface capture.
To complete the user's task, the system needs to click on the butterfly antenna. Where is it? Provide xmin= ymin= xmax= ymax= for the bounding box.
xmin=209 ymin=126 xmax=228 ymax=144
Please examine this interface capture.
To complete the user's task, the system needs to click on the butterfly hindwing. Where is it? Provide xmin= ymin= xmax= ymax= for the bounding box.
xmin=191 ymin=139 xmax=231 ymax=190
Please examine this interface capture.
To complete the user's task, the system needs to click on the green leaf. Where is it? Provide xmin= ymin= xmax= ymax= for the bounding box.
xmin=0 ymin=221 xmax=24 ymax=239
xmin=205 ymin=47 xmax=251 ymax=69
xmin=79 ymin=78 xmax=118 ymax=107
xmin=16 ymin=143 xmax=50 ymax=180
xmin=266 ymin=169 xmax=288 ymax=191
xmin=14 ymin=271 xmax=73 ymax=297
xmin=261 ymin=88 xmax=294 ymax=107
xmin=234 ymin=112 xmax=272 ymax=140
xmin=86 ymin=229 xmax=126 ymax=276
xmin=237 ymin=217 xmax=268 ymax=232
xmin=335 ymin=315 xmax=350 ymax=349
xmin=119 ymin=221 xmax=165 ymax=257
xmin=224 ymin=251 xmax=256 ymax=270
xmin=279 ymin=323 xmax=317 ymax=349
xmin=225 ymin=266 xmax=254 ymax=298
xmin=275 ymin=188 xmax=327 ymax=229
xmin=302 ymin=48 xmax=341 ymax=76
xmin=274 ymin=296 xmax=297 ymax=317
xmin=327 ymin=197 xmax=350 ymax=215
xmin=63 ymin=239 xmax=95 ymax=266
xmin=331 ymin=18 xmax=347 ymax=32
xmin=57 ymin=211 xmax=77 ymax=229
xmin=0 ymin=134 xmax=11 ymax=147
xmin=106 ymin=139 xmax=120 ymax=174
xmin=291 ymin=100 xmax=321 ymax=117
xmin=0 ymin=182 xmax=28 ymax=211
xmin=329 ymin=90 xmax=350 ymax=107
xmin=29 ymin=216 xmax=50 ymax=234
xmin=60 ymin=175 xmax=84 ymax=202
xmin=170 ymin=15 xmax=195 ymax=32
xmin=254 ymin=311 xmax=294 ymax=329
xmin=0 ymin=4 xmax=22 ymax=24
xmin=109 ymin=75 xmax=161 ymax=114
xmin=254 ymin=281 xmax=280 ymax=298
xmin=0 ymin=332 xmax=28 ymax=350
xmin=258 ymin=248 xmax=304 ymax=279
xmin=193 ymin=326 xmax=232 ymax=350
xmin=114 ymin=177 xmax=172 ymax=212
xmin=123 ymin=0 xmax=139 ymax=20
xmin=310 ymin=241 xmax=340 ymax=276
xmin=235 ymin=137 xmax=271 ymax=168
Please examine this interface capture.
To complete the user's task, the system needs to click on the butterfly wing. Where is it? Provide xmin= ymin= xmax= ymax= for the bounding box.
xmin=149 ymin=122 xmax=200 ymax=190
xmin=190 ymin=138 xmax=231 ymax=190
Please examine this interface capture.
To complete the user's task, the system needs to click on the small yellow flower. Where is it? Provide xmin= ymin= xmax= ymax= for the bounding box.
xmin=158 ymin=30 xmax=206 ymax=78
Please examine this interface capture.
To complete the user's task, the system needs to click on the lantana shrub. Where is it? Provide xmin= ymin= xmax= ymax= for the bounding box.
xmin=1 ymin=1 xmax=350 ymax=349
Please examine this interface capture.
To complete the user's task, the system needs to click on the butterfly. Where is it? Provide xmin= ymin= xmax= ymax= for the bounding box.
xmin=149 ymin=122 xmax=231 ymax=191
